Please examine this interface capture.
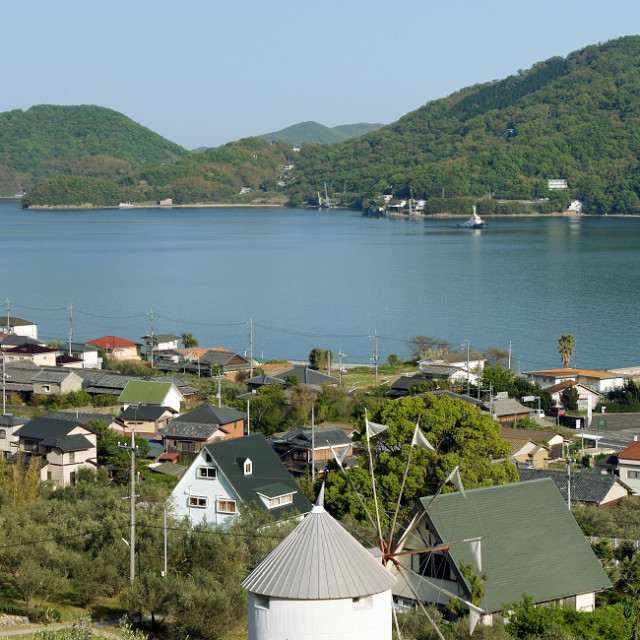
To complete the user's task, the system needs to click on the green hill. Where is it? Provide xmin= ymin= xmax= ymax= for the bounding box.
xmin=20 ymin=36 xmax=640 ymax=213
xmin=259 ymin=121 xmax=385 ymax=145
xmin=288 ymin=35 xmax=640 ymax=214
xmin=0 ymin=104 xmax=187 ymax=196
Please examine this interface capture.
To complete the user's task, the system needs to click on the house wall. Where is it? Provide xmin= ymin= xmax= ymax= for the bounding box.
xmin=617 ymin=458 xmax=640 ymax=495
xmin=0 ymin=424 xmax=21 ymax=457
xmin=224 ymin=419 xmax=244 ymax=439
xmin=165 ymin=387 xmax=183 ymax=412
xmin=579 ymin=376 xmax=623 ymax=393
xmin=601 ymin=483 xmax=630 ymax=506
xmin=247 ymin=591 xmax=392 ymax=640
xmin=575 ymin=592 xmax=595 ymax=612
xmin=11 ymin=324 xmax=38 ymax=339
xmin=112 ymin=346 xmax=140 ymax=360
xmin=170 ymin=450 xmax=240 ymax=528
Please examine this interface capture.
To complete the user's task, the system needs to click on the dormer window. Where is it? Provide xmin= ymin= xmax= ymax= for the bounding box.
xmin=244 ymin=459 xmax=252 ymax=475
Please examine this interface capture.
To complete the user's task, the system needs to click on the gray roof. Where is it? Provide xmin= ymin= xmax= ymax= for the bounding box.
xmin=120 ymin=405 xmax=173 ymax=421
xmin=271 ymin=426 xmax=352 ymax=450
xmin=32 ymin=370 xmax=78 ymax=383
xmin=173 ymin=404 xmax=245 ymax=425
xmin=151 ymin=461 xmax=187 ymax=476
xmin=490 ymin=398 xmax=531 ymax=417
xmin=242 ymin=498 xmax=396 ymax=599
xmin=14 ymin=417 xmax=95 ymax=452
xmin=518 ymin=468 xmax=631 ymax=504
xmin=51 ymin=433 xmax=94 ymax=452
xmin=273 ymin=366 xmax=339 ymax=387
xmin=161 ymin=422 xmax=220 ymax=440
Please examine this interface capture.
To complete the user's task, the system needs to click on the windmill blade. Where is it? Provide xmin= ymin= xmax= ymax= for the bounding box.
xmin=396 ymin=569 xmax=446 ymax=640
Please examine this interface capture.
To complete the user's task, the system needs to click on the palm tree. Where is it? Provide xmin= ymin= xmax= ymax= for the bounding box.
xmin=181 ymin=332 xmax=199 ymax=349
xmin=557 ymin=334 xmax=576 ymax=368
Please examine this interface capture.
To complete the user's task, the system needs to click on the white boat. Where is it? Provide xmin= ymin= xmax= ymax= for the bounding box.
xmin=118 ymin=201 xmax=134 ymax=209
xmin=457 ymin=205 xmax=487 ymax=229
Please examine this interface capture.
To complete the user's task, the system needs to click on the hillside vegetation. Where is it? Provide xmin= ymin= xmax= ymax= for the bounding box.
xmin=19 ymin=36 xmax=640 ymax=213
xmin=0 ymin=105 xmax=187 ymax=195
xmin=259 ymin=120 xmax=385 ymax=145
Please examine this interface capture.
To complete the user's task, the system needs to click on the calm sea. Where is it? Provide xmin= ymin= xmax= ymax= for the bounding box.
xmin=1 ymin=200 xmax=639 ymax=372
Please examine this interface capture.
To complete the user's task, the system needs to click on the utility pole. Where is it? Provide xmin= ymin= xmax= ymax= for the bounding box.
xmin=249 ymin=317 xmax=253 ymax=378
xmin=118 ymin=428 xmax=139 ymax=584
xmin=370 ymin=330 xmax=379 ymax=387
xmin=4 ymin=298 xmax=10 ymax=335
xmin=311 ymin=405 xmax=315 ymax=482
xmin=148 ymin=308 xmax=154 ymax=368
xmin=1 ymin=349 xmax=6 ymax=415
xmin=68 ymin=302 xmax=73 ymax=356
xmin=162 ymin=509 xmax=168 ymax=578
xmin=338 ymin=349 xmax=347 ymax=387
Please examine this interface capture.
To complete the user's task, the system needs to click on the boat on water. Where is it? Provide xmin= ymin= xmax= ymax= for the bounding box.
xmin=119 ymin=201 xmax=134 ymax=209
xmin=457 ymin=205 xmax=487 ymax=229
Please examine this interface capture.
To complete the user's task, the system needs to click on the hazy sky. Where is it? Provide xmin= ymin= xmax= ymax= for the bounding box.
xmin=2 ymin=1 xmax=640 ymax=149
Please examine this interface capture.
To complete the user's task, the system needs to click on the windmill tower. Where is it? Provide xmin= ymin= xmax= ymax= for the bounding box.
xmin=242 ymin=487 xmax=397 ymax=640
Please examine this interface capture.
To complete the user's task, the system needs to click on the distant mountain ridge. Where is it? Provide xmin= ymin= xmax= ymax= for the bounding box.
xmin=17 ymin=36 xmax=640 ymax=214
xmin=259 ymin=121 xmax=385 ymax=145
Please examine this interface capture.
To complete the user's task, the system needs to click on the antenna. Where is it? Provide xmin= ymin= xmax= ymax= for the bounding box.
xmin=338 ymin=349 xmax=347 ymax=387
xmin=249 ymin=317 xmax=253 ymax=377
xmin=148 ymin=308 xmax=154 ymax=368
xmin=370 ymin=330 xmax=379 ymax=387
xmin=4 ymin=298 xmax=10 ymax=335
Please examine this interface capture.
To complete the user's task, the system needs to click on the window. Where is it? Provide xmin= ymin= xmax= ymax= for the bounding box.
xmin=205 ymin=452 xmax=212 ymax=462
xmin=42 ymin=384 xmax=50 ymax=393
xmin=0 ymin=429 xmax=6 ymax=439
xmin=23 ymin=439 xmax=39 ymax=452
xmin=198 ymin=466 xmax=217 ymax=479
xmin=189 ymin=495 xmax=208 ymax=508
xmin=217 ymin=499 xmax=236 ymax=514
xmin=628 ymin=470 xmax=640 ymax=479
xmin=254 ymin=594 xmax=269 ymax=609
xmin=68 ymin=451 xmax=76 ymax=464
xmin=179 ymin=441 xmax=196 ymax=452
xmin=244 ymin=459 xmax=252 ymax=475
xmin=265 ymin=493 xmax=294 ymax=509
xmin=418 ymin=552 xmax=450 ymax=580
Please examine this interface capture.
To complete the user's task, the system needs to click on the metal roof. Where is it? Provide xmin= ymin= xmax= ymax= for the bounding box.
xmin=242 ymin=498 xmax=396 ymax=600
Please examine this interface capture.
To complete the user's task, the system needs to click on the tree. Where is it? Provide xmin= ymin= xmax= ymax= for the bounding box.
xmin=561 ymin=385 xmax=580 ymax=412
xmin=407 ymin=335 xmax=451 ymax=362
xmin=249 ymin=385 xmax=288 ymax=436
xmin=483 ymin=347 xmax=510 ymax=368
xmin=309 ymin=347 xmax=333 ymax=371
xmin=558 ymin=334 xmax=576 ymax=368
xmin=181 ymin=332 xmax=198 ymax=348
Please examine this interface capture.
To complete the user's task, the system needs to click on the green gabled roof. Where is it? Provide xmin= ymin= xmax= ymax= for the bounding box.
xmin=420 ymin=478 xmax=611 ymax=613
xmin=203 ymin=434 xmax=310 ymax=517
xmin=118 ymin=380 xmax=175 ymax=405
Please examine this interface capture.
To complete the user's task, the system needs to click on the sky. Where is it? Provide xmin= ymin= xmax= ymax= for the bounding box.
xmin=2 ymin=1 xmax=640 ymax=150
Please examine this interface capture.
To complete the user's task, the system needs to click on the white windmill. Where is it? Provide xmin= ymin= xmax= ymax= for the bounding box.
xmin=242 ymin=484 xmax=397 ymax=640
xmin=329 ymin=412 xmax=485 ymax=638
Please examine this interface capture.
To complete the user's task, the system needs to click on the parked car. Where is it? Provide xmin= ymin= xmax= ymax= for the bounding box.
xmin=530 ymin=409 xmax=545 ymax=419
xmin=546 ymin=407 xmax=566 ymax=417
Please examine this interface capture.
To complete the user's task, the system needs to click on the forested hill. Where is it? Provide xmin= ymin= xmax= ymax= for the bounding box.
xmin=259 ymin=121 xmax=385 ymax=145
xmin=0 ymin=105 xmax=187 ymax=195
xmin=287 ymin=35 xmax=640 ymax=214
xmin=19 ymin=36 xmax=640 ymax=213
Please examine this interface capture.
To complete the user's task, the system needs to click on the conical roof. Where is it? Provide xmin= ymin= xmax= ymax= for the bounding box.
xmin=242 ymin=498 xmax=396 ymax=600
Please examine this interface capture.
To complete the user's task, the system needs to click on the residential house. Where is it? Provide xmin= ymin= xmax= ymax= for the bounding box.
xmin=518 ymin=468 xmax=633 ymax=507
xmin=118 ymin=380 xmax=184 ymax=413
xmin=418 ymin=351 xmax=486 ymax=386
xmin=614 ymin=441 xmax=640 ymax=495
xmin=13 ymin=417 xmax=98 ymax=486
xmin=86 ymin=335 xmax=141 ymax=361
xmin=0 ymin=414 xmax=27 ymax=459
xmin=269 ymin=425 xmax=355 ymax=476
xmin=170 ymin=433 xmax=310 ymax=528
xmin=525 ymin=368 xmax=625 ymax=393
xmin=545 ymin=381 xmax=603 ymax=412
xmin=141 ymin=333 xmax=180 ymax=361
xmin=153 ymin=347 xmax=252 ymax=378
xmin=490 ymin=397 xmax=532 ymax=425
xmin=392 ymin=479 xmax=612 ymax=624
xmin=114 ymin=405 xmax=178 ymax=437
xmin=31 ymin=370 xmax=84 ymax=396
xmin=64 ymin=342 xmax=102 ymax=369
xmin=388 ymin=371 xmax=471 ymax=397
xmin=503 ymin=434 xmax=550 ymax=468
xmin=0 ymin=317 xmax=38 ymax=340
xmin=1 ymin=335 xmax=45 ymax=350
xmin=501 ymin=426 xmax=565 ymax=460
xmin=161 ymin=404 xmax=246 ymax=461
xmin=4 ymin=344 xmax=57 ymax=367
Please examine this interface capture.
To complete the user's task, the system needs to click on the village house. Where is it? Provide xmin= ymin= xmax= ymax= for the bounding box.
xmin=0 ymin=414 xmax=27 ymax=459
xmin=525 ymin=368 xmax=625 ymax=393
xmin=0 ymin=316 xmax=38 ymax=340
xmin=31 ymin=369 xmax=84 ymax=396
xmin=86 ymin=335 xmax=141 ymax=361
xmin=160 ymin=404 xmax=246 ymax=462
xmin=612 ymin=440 xmax=640 ymax=495
xmin=170 ymin=433 xmax=310 ymax=528
xmin=392 ymin=479 xmax=612 ymax=625
xmin=63 ymin=342 xmax=102 ymax=369
xmin=118 ymin=380 xmax=184 ymax=413
xmin=141 ymin=333 xmax=180 ymax=362
xmin=3 ymin=343 xmax=57 ymax=367
xmin=418 ymin=351 xmax=486 ymax=384
xmin=13 ymin=416 xmax=98 ymax=486
xmin=518 ymin=467 xmax=633 ymax=507
xmin=246 ymin=365 xmax=338 ymax=392
xmin=269 ymin=425 xmax=355 ymax=476
xmin=113 ymin=405 xmax=178 ymax=437
xmin=501 ymin=426 xmax=565 ymax=460
xmin=545 ymin=380 xmax=603 ymax=411
xmin=503 ymin=433 xmax=550 ymax=468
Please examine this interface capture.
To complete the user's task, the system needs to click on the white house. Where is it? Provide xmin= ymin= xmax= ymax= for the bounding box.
xmin=0 ymin=316 xmax=38 ymax=340
xmin=242 ymin=487 xmax=397 ymax=640
xmin=0 ymin=414 xmax=27 ymax=459
xmin=545 ymin=380 xmax=603 ymax=411
xmin=141 ymin=333 xmax=180 ymax=361
xmin=118 ymin=380 xmax=184 ymax=413
xmin=13 ymin=417 xmax=98 ymax=486
xmin=525 ymin=368 xmax=625 ymax=393
xmin=615 ymin=441 xmax=640 ymax=495
xmin=170 ymin=433 xmax=310 ymax=528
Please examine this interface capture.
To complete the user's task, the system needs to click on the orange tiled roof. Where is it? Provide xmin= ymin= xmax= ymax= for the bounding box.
xmin=87 ymin=335 xmax=140 ymax=349
xmin=528 ymin=368 xmax=621 ymax=379
xmin=620 ymin=441 xmax=640 ymax=461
